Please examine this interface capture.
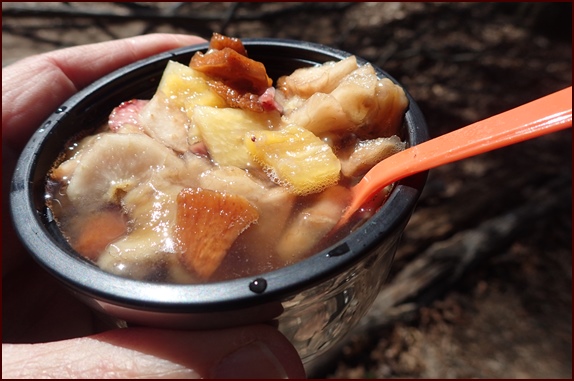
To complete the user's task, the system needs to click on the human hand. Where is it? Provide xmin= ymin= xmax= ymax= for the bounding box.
xmin=2 ymin=34 xmax=306 ymax=379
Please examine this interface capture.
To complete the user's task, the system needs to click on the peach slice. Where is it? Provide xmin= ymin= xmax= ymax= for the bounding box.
xmin=73 ymin=209 xmax=128 ymax=261
xmin=175 ymin=188 xmax=259 ymax=279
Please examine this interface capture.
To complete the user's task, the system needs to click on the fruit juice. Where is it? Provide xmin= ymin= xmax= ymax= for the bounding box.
xmin=45 ymin=34 xmax=408 ymax=284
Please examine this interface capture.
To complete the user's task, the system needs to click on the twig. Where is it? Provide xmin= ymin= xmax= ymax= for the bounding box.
xmin=2 ymin=3 xmax=357 ymax=23
xmin=220 ymin=2 xmax=241 ymax=35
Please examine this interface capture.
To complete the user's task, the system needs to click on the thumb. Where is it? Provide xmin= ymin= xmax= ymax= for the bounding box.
xmin=2 ymin=325 xmax=306 ymax=379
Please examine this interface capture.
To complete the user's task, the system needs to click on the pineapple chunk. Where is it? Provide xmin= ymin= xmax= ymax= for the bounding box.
xmin=157 ymin=61 xmax=226 ymax=110
xmin=245 ymin=125 xmax=341 ymax=196
xmin=193 ymin=106 xmax=281 ymax=168
xmin=156 ymin=61 xmax=227 ymax=144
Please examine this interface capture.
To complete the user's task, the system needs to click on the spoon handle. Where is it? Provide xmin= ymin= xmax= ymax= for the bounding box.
xmin=342 ymin=86 xmax=572 ymax=227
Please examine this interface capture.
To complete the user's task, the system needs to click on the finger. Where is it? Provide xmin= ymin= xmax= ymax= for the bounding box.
xmin=2 ymin=142 xmax=22 ymax=277
xmin=2 ymin=33 xmax=206 ymax=150
xmin=2 ymin=325 xmax=307 ymax=379
xmin=3 ymin=259 xmax=118 ymax=343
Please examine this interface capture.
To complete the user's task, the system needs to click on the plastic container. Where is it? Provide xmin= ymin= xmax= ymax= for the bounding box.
xmin=10 ymin=38 xmax=428 ymax=363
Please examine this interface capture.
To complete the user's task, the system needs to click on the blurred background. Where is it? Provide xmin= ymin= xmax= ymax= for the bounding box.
xmin=3 ymin=2 xmax=572 ymax=378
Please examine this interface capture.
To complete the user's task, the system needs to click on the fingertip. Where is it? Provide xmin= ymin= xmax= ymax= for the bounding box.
xmin=96 ymin=325 xmax=307 ymax=379
xmin=160 ymin=33 xmax=208 ymax=47
xmin=120 ymin=33 xmax=208 ymax=57
xmin=3 ymin=325 xmax=306 ymax=379
xmin=2 ymin=33 xmax=207 ymax=151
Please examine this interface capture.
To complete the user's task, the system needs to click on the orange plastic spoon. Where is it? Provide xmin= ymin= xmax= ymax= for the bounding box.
xmin=335 ymin=86 xmax=572 ymax=231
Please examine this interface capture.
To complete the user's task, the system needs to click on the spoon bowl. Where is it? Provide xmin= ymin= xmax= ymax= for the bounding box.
xmin=336 ymin=86 xmax=572 ymax=231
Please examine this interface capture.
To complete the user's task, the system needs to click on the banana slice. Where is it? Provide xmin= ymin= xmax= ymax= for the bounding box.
xmin=65 ymin=133 xmax=185 ymax=211
xmin=139 ymin=90 xmax=191 ymax=154
xmin=96 ymin=181 xmax=194 ymax=283
xmin=276 ymin=55 xmax=358 ymax=98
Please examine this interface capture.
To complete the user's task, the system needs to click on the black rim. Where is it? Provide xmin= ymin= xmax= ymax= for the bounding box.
xmin=10 ymin=39 xmax=428 ymax=313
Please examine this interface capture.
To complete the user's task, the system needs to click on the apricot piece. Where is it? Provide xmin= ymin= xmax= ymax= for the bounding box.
xmin=73 ymin=210 xmax=127 ymax=261
xmin=208 ymin=32 xmax=248 ymax=56
xmin=175 ymin=188 xmax=259 ymax=279
xmin=190 ymin=48 xmax=272 ymax=95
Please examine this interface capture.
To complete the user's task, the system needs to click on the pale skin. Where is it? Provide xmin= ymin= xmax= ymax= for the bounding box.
xmin=2 ymin=34 xmax=306 ymax=379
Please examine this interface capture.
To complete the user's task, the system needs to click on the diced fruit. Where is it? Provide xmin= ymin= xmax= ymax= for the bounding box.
xmin=208 ymin=32 xmax=248 ymax=56
xmin=193 ymin=105 xmax=280 ymax=168
xmin=189 ymin=33 xmax=274 ymax=112
xmin=276 ymin=55 xmax=358 ymax=98
xmin=331 ymin=67 xmax=408 ymax=138
xmin=282 ymin=92 xmax=354 ymax=135
xmin=65 ymin=133 xmax=185 ymax=210
xmin=330 ymin=64 xmax=380 ymax=128
xmin=276 ymin=185 xmax=351 ymax=262
xmin=190 ymin=47 xmax=272 ymax=95
xmin=138 ymin=91 xmax=190 ymax=153
xmin=108 ymin=99 xmax=147 ymax=133
xmin=339 ymin=135 xmax=406 ymax=178
xmin=157 ymin=60 xmax=227 ymax=111
xmin=244 ymin=125 xmax=341 ymax=196
xmin=206 ymin=81 xmax=269 ymax=113
xmin=156 ymin=61 xmax=228 ymax=145
xmin=175 ymin=188 xmax=259 ymax=279
xmin=368 ymin=78 xmax=409 ymax=138
xmin=199 ymin=166 xmax=296 ymax=264
xmin=73 ymin=210 xmax=127 ymax=261
xmin=96 ymin=182 xmax=183 ymax=282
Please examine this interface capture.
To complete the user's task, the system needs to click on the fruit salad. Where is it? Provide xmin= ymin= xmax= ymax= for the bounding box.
xmin=45 ymin=34 xmax=408 ymax=284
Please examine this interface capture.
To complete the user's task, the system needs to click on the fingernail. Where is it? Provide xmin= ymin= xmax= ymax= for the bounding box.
xmin=211 ymin=341 xmax=288 ymax=379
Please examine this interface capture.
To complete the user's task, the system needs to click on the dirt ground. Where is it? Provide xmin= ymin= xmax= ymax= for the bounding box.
xmin=2 ymin=2 xmax=572 ymax=379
